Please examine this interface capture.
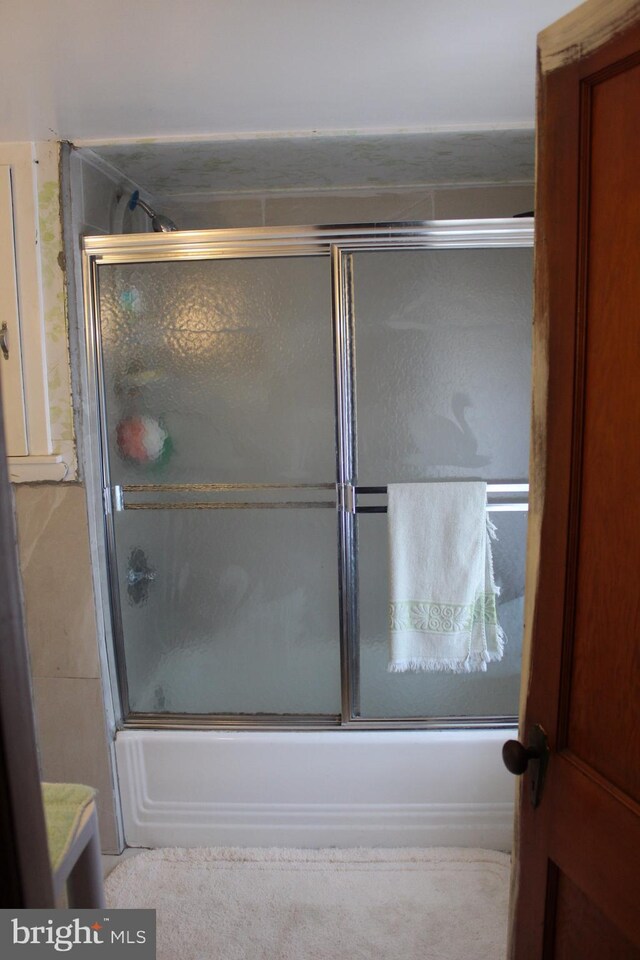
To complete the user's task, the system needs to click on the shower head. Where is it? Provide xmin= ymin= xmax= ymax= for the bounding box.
xmin=128 ymin=190 xmax=178 ymax=233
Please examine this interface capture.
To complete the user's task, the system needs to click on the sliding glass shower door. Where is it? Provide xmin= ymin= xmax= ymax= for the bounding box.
xmin=85 ymin=221 xmax=534 ymax=725
xmin=350 ymin=248 xmax=533 ymax=719
xmin=96 ymin=256 xmax=341 ymax=716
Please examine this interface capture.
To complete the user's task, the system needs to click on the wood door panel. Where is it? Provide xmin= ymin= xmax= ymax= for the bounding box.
xmin=565 ymin=56 xmax=640 ymax=801
xmin=547 ymin=757 xmax=640 ymax=940
xmin=511 ymin=5 xmax=640 ymax=957
xmin=549 ymin=869 xmax=640 ymax=960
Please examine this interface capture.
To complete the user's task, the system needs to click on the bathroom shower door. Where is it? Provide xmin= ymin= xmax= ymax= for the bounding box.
xmin=86 ymin=220 xmax=534 ymax=725
xmin=349 ymin=246 xmax=533 ymax=720
xmin=95 ymin=255 xmax=342 ymax=717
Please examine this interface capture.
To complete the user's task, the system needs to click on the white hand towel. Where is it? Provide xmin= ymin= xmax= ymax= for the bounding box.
xmin=387 ymin=481 xmax=505 ymax=673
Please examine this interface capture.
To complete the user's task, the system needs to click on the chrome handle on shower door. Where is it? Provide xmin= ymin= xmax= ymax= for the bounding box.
xmin=126 ymin=547 xmax=156 ymax=605
xmin=127 ymin=568 xmax=157 ymax=586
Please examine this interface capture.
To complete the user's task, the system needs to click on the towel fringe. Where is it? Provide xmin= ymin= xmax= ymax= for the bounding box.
xmin=486 ymin=516 xmax=501 ymax=598
xmin=388 ymin=655 xmax=489 ymax=674
xmin=485 ymin=623 xmax=507 ymax=661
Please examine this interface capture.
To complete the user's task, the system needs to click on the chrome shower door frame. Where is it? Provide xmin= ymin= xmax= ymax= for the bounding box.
xmin=82 ymin=219 xmax=534 ymax=730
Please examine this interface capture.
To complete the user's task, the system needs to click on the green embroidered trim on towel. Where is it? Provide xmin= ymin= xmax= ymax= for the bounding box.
xmin=472 ymin=591 xmax=499 ymax=626
xmin=389 ymin=593 xmax=498 ymax=633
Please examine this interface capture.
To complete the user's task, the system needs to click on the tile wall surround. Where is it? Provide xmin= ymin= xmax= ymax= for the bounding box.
xmin=14 ymin=483 xmax=119 ymax=851
xmin=160 ymin=182 xmax=534 ymax=231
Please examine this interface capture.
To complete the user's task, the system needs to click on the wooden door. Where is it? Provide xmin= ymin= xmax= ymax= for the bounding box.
xmin=509 ymin=1 xmax=640 ymax=957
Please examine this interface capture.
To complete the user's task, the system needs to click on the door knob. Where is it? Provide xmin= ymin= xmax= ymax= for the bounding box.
xmin=502 ymin=739 xmax=538 ymax=775
xmin=502 ymin=724 xmax=549 ymax=808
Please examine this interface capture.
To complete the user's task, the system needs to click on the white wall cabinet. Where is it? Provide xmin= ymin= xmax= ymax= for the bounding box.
xmin=0 ymin=143 xmax=69 ymax=481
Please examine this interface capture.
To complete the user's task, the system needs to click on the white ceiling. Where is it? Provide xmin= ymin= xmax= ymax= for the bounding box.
xmin=0 ymin=0 xmax=578 ymax=144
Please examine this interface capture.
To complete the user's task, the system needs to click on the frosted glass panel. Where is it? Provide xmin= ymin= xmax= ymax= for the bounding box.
xmin=93 ymin=240 xmax=532 ymax=722
xmin=353 ymin=246 xmax=532 ymax=718
xmin=115 ymin=509 xmax=341 ymax=715
xmin=97 ymin=255 xmax=339 ymax=717
xmin=358 ymin=510 xmax=526 ymax=718
xmin=98 ymin=257 xmax=334 ymax=484
xmin=353 ymin=248 xmax=533 ymax=484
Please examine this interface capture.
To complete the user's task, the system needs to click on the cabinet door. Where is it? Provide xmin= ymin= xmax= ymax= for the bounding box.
xmin=0 ymin=165 xmax=28 ymax=456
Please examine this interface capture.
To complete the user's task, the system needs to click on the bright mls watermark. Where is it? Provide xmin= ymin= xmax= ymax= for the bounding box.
xmin=0 ymin=910 xmax=155 ymax=957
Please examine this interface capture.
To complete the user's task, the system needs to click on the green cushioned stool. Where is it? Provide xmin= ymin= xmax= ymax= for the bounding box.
xmin=42 ymin=783 xmax=106 ymax=908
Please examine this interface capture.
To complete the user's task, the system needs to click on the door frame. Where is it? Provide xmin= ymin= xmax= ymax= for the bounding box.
xmin=81 ymin=219 xmax=533 ymax=730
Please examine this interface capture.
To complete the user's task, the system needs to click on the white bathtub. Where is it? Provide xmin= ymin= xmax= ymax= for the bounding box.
xmin=115 ymin=728 xmax=516 ymax=850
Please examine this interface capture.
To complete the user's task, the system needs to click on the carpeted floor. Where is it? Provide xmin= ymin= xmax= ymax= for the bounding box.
xmin=106 ymin=846 xmax=510 ymax=960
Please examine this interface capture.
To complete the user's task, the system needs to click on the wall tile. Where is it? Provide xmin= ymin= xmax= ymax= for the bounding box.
xmin=32 ymin=677 xmax=120 ymax=853
xmin=14 ymin=484 xmax=100 ymax=680
xmin=166 ymin=182 xmax=535 ymax=231
xmin=163 ymin=196 xmax=264 ymax=230
xmin=81 ymin=160 xmax=120 ymax=235
xmin=432 ymin=183 xmax=534 ymax=219
xmin=264 ymin=189 xmax=434 ymax=226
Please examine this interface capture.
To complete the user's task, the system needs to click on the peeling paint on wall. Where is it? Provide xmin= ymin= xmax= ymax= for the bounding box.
xmin=35 ymin=142 xmax=77 ymax=477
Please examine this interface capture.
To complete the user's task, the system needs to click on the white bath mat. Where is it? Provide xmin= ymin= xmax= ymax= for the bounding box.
xmin=106 ymin=846 xmax=510 ymax=960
